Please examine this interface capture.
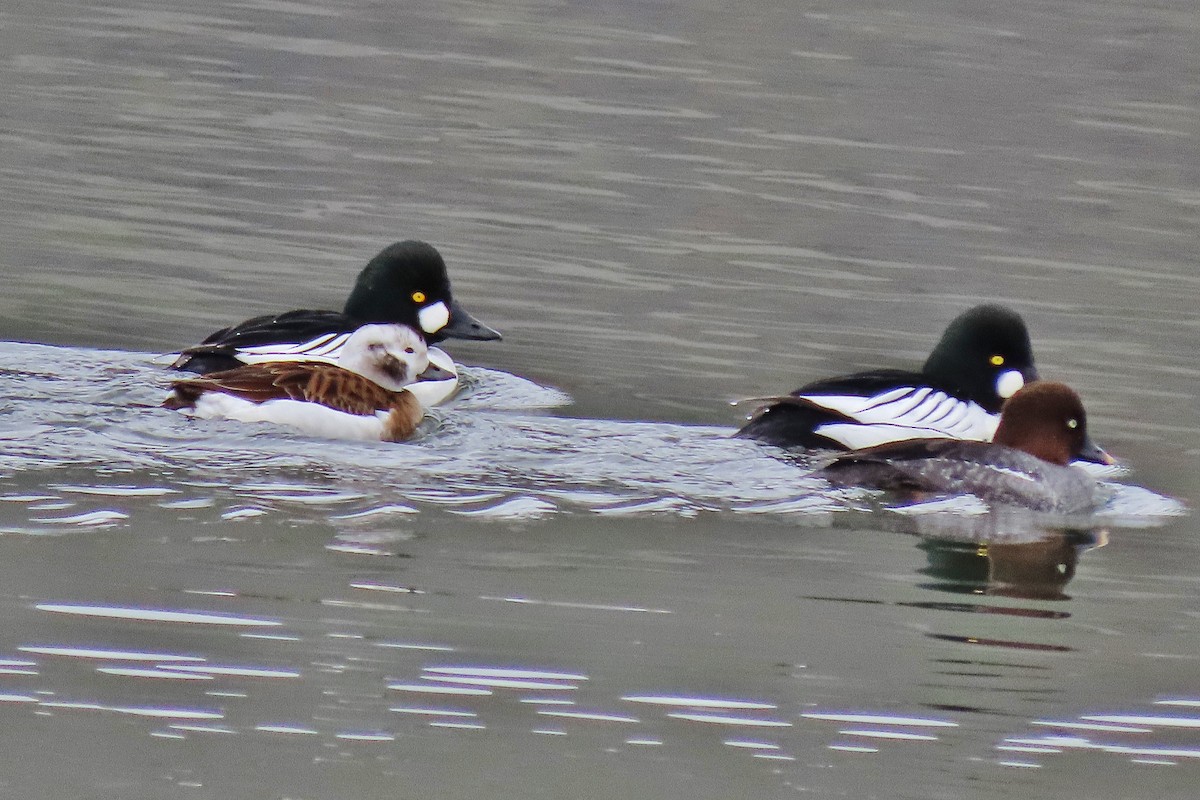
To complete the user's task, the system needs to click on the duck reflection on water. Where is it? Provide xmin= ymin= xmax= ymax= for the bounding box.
xmin=832 ymin=504 xmax=1109 ymax=602
xmin=917 ymin=528 xmax=1107 ymax=602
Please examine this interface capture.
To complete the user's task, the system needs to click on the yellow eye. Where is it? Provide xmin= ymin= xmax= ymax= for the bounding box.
xmin=990 ymin=355 xmax=1004 ymax=366
xmin=411 ymin=291 xmax=426 ymax=304
xmin=1067 ymin=419 xmax=1078 ymax=429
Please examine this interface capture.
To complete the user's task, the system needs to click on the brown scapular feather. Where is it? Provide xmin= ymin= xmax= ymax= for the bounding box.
xmin=165 ymin=361 xmax=399 ymax=416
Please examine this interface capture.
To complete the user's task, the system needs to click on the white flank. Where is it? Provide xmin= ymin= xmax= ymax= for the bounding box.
xmin=815 ymin=422 xmax=971 ymax=450
xmin=193 ymin=394 xmax=390 ymax=441
xmin=802 ymin=387 xmax=1000 ymax=444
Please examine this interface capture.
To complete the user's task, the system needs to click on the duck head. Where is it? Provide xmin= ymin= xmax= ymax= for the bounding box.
xmin=923 ymin=304 xmax=1039 ymax=412
xmin=338 ymin=323 xmax=440 ymax=391
xmin=343 ymin=240 xmax=502 ymax=344
xmin=993 ymin=382 xmax=1113 ymax=466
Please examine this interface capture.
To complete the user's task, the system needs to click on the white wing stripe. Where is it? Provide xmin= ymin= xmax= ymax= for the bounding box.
xmin=916 ymin=396 xmax=955 ymax=426
xmin=800 ymin=387 xmax=1000 ymax=442
xmin=233 ymin=333 xmax=353 ymax=363
xmin=861 ymin=387 xmax=930 ymax=417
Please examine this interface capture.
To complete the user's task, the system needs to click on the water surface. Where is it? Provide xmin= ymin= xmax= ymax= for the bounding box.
xmin=1 ymin=0 xmax=1199 ymax=798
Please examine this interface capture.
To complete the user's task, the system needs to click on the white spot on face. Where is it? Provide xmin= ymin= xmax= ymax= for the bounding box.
xmin=995 ymin=369 xmax=1025 ymax=400
xmin=418 ymin=301 xmax=450 ymax=334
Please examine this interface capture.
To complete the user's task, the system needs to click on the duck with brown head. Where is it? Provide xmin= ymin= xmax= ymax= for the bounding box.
xmin=823 ymin=382 xmax=1113 ymax=513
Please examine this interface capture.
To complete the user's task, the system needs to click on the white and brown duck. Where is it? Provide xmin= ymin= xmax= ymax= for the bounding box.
xmin=164 ymin=323 xmax=450 ymax=442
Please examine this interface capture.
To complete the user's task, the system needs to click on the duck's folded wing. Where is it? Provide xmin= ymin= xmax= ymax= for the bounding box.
xmin=822 ymin=438 xmax=975 ymax=491
xmin=166 ymin=362 xmax=395 ymax=416
xmin=737 ymin=371 xmax=995 ymax=446
xmin=795 ymin=372 xmax=990 ymax=436
xmin=829 ymin=438 xmax=975 ymax=464
xmin=197 ymin=310 xmax=352 ymax=347
xmin=172 ymin=310 xmax=357 ymax=371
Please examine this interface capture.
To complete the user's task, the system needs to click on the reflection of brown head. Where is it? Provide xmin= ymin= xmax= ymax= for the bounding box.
xmin=984 ymin=538 xmax=1079 ymax=600
xmin=917 ymin=528 xmax=1105 ymax=602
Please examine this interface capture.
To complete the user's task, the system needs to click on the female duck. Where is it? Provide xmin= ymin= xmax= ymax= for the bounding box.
xmin=822 ymin=382 xmax=1113 ymax=513
xmin=165 ymin=323 xmax=451 ymax=442
xmin=738 ymin=304 xmax=1039 ymax=450
xmin=171 ymin=240 xmax=500 ymax=406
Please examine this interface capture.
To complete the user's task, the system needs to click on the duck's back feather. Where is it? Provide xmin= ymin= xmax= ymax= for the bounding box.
xmin=737 ymin=369 xmax=996 ymax=449
xmin=172 ymin=310 xmax=356 ymax=373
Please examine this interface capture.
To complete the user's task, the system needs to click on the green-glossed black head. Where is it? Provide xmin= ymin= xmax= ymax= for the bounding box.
xmin=343 ymin=240 xmax=501 ymax=344
xmin=923 ymin=304 xmax=1038 ymax=412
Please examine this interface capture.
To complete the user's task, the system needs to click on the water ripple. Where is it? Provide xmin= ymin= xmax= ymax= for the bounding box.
xmin=0 ymin=342 xmax=1179 ymax=538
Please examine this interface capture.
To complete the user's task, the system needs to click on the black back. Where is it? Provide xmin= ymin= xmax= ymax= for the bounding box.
xmin=735 ymin=369 xmax=927 ymax=449
xmin=172 ymin=310 xmax=356 ymax=374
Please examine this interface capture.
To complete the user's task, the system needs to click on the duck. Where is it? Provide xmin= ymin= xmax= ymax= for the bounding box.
xmin=164 ymin=323 xmax=452 ymax=442
xmin=737 ymin=304 xmax=1040 ymax=450
xmin=822 ymin=382 xmax=1114 ymax=513
xmin=170 ymin=240 xmax=501 ymax=407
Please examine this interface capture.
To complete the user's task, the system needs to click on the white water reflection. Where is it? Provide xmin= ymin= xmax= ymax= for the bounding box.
xmin=20 ymin=646 xmax=205 ymax=661
xmin=838 ymin=729 xmax=939 ymax=741
xmin=998 ymin=699 xmax=1200 ymax=768
xmin=537 ymin=710 xmax=639 ymax=724
xmin=667 ymin=712 xmax=792 ymax=727
xmin=35 ymin=603 xmax=281 ymax=627
xmin=623 ymin=695 xmax=775 ymax=710
xmin=96 ymin=667 xmax=213 ymax=680
xmin=1081 ymin=714 xmax=1200 ymax=729
xmin=423 ymin=666 xmax=587 ymax=681
xmin=387 ymin=684 xmax=493 ymax=697
xmin=254 ymin=724 xmax=319 ymax=735
xmin=164 ymin=665 xmax=300 ymax=678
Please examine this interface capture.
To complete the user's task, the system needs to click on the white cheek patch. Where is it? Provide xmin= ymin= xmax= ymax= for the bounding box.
xmin=995 ymin=369 xmax=1025 ymax=399
xmin=418 ymin=301 xmax=450 ymax=334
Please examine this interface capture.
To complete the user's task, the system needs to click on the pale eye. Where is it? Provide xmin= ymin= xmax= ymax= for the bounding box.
xmin=411 ymin=291 xmax=426 ymax=304
xmin=990 ymin=354 xmax=1005 ymax=367
xmin=1067 ymin=418 xmax=1078 ymax=429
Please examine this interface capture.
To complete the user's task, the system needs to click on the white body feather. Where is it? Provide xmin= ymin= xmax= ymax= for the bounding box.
xmin=800 ymin=386 xmax=1000 ymax=449
xmin=192 ymin=393 xmax=391 ymax=441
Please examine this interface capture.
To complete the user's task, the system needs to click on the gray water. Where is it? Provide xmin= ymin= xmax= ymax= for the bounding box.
xmin=1 ymin=0 xmax=1199 ymax=798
